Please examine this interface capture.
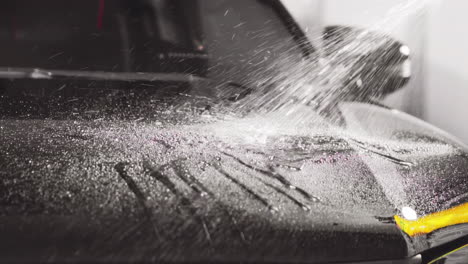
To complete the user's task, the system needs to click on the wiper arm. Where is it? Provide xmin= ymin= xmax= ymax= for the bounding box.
xmin=222 ymin=81 xmax=254 ymax=102
xmin=0 ymin=67 xmax=206 ymax=83
xmin=347 ymin=138 xmax=414 ymax=167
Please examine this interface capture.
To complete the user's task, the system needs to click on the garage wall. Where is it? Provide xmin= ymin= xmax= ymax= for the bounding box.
xmin=281 ymin=0 xmax=323 ymax=47
xmin=425 ymin=1 xmax=468 ymax=144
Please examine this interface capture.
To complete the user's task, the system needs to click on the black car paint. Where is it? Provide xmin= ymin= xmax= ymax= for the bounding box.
xmin=0 ymin=119 xmax=409 ymax=263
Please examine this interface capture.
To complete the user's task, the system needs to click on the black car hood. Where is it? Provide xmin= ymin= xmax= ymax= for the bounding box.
xmin=0 ymin=102 xmax=467 ymax=263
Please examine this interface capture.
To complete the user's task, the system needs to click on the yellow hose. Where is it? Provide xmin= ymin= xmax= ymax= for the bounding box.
xmin=394 ymin=202 xmax=468 ymax=237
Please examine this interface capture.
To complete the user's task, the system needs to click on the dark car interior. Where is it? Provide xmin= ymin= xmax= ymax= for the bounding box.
xmin=0 ymin=0 xmax=311 ymax=120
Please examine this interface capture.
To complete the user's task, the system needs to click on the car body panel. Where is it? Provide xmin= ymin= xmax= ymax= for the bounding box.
xmin=1 ymin=102 xmax=467 ymax=262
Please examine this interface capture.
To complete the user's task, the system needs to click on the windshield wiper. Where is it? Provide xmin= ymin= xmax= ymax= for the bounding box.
xmin=347 ymin=138 xmax=414 ymax=167
xmin=222 ymin=81 xmax=254 ymax=102
xmin=0 ymin=67 xmax=206 ymax=83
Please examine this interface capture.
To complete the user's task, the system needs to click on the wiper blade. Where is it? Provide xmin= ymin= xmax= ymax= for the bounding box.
xmin=223 ymin=81 xmax=254 ymax=102
xmin=0 ymin=67 xmax=206 ymax=83
xmin=348 ymin=138 xmax=414 ymax=167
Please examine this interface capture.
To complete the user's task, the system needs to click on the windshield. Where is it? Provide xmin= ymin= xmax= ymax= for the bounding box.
xmin=0 ymin=0 xmax=307 ymax=119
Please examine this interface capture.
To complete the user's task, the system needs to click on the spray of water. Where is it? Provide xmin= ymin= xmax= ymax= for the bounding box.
xmin=213 ymin=0 xmax=434 ymax=138
xmin=200 ymin=0 xmax=454 ymax=215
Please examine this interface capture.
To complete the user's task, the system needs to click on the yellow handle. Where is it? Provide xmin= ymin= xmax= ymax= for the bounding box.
xmin=394 ymin=202 xmax=468 ymax=237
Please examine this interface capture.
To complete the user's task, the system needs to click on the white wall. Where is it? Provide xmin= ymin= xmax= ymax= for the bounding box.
xmin=281 ymin=0 xmax=323 ymax=47
xmin=425 ymin=1 xmax=468 ymax=144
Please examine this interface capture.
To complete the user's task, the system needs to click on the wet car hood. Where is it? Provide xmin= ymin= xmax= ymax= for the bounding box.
xmin=0 ymin=102 xmax=467 ymax=263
